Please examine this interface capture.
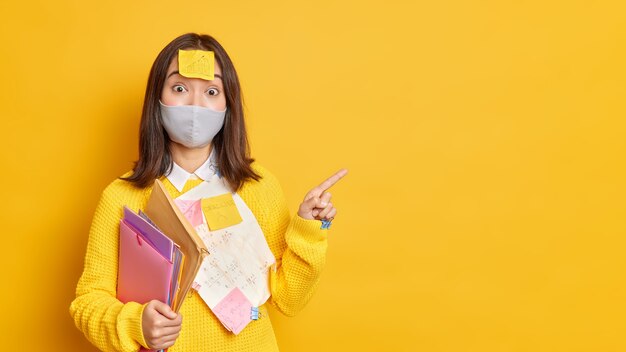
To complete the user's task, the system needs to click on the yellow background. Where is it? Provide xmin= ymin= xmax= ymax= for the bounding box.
xmin=1 ymin=0 xmax=624 ymax=351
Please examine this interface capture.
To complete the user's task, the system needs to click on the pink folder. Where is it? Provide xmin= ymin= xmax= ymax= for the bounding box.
xmin=117 ymin=219 xmax=173 ymax=312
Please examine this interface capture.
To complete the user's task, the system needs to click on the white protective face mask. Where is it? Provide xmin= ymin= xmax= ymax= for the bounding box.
xmin=159 ymin=100 xmax=227 ymax=148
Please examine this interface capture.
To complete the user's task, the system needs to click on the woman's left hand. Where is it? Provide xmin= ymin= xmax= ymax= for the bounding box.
xmin=297 ymin=168 xmax=348 ymax=222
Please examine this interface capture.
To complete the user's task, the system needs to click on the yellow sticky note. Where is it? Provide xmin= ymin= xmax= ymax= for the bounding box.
xmin=201 ymin=193 xmax=243 ymax=230
xmin=178 ymin=49 xmax=215 ymax=80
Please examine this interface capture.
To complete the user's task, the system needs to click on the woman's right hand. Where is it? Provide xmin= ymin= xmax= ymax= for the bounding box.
xmin=141 ymin=300 xmax=183 ymax=350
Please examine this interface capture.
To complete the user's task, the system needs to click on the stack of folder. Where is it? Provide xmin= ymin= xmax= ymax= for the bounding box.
xmin=116 ymin=179 xmax=209 ymax=351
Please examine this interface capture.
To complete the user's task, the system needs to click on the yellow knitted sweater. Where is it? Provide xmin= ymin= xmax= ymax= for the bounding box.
xmin=69 ymin=162 xmax=328 ymax=352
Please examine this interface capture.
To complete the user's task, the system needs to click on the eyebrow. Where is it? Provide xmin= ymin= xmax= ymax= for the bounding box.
xmin=167 ymin=70 xmax=223 ymax=80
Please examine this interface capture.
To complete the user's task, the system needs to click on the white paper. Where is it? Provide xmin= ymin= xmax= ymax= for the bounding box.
xmin=176 ymin=175 xmax=276 ymax=308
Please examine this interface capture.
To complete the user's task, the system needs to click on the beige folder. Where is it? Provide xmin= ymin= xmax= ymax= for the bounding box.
xmin=144 ymin=179 xmax=209 ymax=312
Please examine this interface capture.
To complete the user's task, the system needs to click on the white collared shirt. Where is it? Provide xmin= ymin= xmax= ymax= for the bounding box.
xmin=165 ymin=148 xmax=219 ymax=192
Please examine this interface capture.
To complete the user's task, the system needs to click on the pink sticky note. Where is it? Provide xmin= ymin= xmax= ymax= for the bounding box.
xmin=174 ymin=199 xmax=203 ymax=227
xmin=212 ymin=287 xmax=253 ymax=334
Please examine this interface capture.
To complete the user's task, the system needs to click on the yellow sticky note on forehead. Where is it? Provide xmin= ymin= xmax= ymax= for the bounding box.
xmin=178 ymin=49 xmax=215 ymax=80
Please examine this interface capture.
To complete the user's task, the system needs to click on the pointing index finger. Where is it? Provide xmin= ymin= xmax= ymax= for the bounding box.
xmin=316 ymin=168 xmax=349 ymax=192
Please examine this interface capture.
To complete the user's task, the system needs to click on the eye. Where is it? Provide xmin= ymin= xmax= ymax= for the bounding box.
xmin=207 ymin=88 xmax=219 ymax=96
xmin=173 ymin=85 xmax=187 ymax=93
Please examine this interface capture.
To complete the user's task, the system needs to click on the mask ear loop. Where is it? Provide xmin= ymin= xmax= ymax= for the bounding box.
xmin=223 ymin=108 xmax=230 ymax=130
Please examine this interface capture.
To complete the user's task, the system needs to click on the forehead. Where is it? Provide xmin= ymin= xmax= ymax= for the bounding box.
xmin=166 ymin=54 xmax=222 ymax=77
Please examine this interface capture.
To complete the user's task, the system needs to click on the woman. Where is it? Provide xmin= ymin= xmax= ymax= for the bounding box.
xmin=69 ymin=32 xmax=347 ymax=352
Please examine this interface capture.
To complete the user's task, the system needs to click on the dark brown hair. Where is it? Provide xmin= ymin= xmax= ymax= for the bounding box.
xmin=121 ymin=33 xmax=261 ymax=191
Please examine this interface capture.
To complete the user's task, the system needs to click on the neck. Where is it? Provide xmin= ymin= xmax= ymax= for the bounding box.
xmin=169 ymin=142 xmax=212 ymax=174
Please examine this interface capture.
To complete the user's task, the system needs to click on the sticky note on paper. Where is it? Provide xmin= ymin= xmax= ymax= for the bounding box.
xmin=174 ymin=199 xmax=203 ymax=227
xmin=178 ymin=49 xmax=215 ymax=80
xmin=201 ymin=193 xmax=243 ymax=230
xmin=212 ymin=287 xmax=253 ymax=334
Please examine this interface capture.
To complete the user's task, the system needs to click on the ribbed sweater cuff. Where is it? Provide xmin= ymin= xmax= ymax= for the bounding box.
xmin=120 ymin=301 xmax=149 ymax=349
xmin=287 ymin=215 xmax=328 ymax=242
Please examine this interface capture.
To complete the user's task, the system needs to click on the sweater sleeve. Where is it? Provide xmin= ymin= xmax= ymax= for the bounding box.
xmin=252 ymin=166 xmax=328 ymax=317
xmin=69 ymin=182 xmax=149 ymax=352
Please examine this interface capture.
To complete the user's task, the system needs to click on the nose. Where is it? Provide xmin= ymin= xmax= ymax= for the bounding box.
xmin=190 ymin=90 xmax=207 ymax=107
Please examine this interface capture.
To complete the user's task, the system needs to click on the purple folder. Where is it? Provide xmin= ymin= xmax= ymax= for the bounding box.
xmin=123 ymin=206 xmax=174 ymax=261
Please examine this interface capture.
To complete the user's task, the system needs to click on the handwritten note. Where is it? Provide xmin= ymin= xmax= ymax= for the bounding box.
xmin=194 ymin=225 xmax=272 ymax=311
xmin=178 ymin=49 xmax=214 ymax=80
xmin=212 ymin=287 xmax=253 ymax=334
xmin=201 ymin=193 xmax=243 ymax=230
xmin=174 ymin=199 xmax=203 ymax=227
xmin=175 ymin=177 xmax=276 ymax=332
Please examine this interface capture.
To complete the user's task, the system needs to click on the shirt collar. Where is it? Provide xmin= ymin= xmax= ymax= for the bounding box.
xmin=165 ymin=148 xmax=219 ymax=192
